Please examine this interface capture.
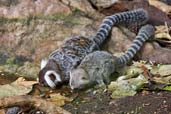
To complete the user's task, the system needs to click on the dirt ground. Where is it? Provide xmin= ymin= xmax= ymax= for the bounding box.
xmin=1 ymin=72 xmax=171 ymax=114
xmin=64 ymin=90 xmax=171 ymax=114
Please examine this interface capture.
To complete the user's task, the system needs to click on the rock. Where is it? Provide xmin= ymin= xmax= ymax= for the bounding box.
xmin=0 ymin=5 xmax=139 ymax=78
xmin=6 ymin=107 xmax=20 ymax=114
xmin=100 ymin=1 xmax=128 ymax=15
xmin=0 ymin=0 xmax=19 ymax=6
xmin=103 ymin=27 xmax=134 ymax=53
xmin=0 ymin=0 xmax=146 ymax=79
xmin=61 ymin=0 xmax=103 ymax=19
xmin=0 ymin=0 xmax=71 ymax=18
xmin=0 ymin=65 xmax=18 ymax=74
xmin=0 ymin=11 xmax=95 ymax=78
xmin=124 ymin=0 xmax=171 ymax=26
xmin=99 ymin=0 xmax=171 ymax=26
xmin=89 ymin=0 xmax=117 ymax=9
xmin=160 ymin=0 xmax=171 ymax=5
xmin=136 ymin=42 xmax=171 ymax=64
xmin=17 ymin=62 xmax=39 ymax=79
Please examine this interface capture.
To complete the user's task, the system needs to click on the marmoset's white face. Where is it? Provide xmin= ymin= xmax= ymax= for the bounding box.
xmin=69 ymin=68 xmax=90 ymax=90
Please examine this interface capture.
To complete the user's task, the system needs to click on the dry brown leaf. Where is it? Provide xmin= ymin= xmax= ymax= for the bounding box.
xmin=13 ymin=77 xmax=38 ymax=87
xmin=49 ymin=93 xmax=73 ymax=106
xmin=0 ymin=77 xmax=37 ymax=98
xmin=155 ymin=25 xmax=171 ymax=39
xmin=155 ymin=33 xmax=171 ymax=40
xmin=18 ymin=81 xmax=38 ymax=87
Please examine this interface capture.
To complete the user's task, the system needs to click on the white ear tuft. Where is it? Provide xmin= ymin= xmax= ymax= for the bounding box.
xmin=41 ymin=59 xmax=48 ymax=69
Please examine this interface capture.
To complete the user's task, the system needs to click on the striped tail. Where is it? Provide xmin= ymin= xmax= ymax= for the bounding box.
xmin=92 ymin=8 xmax=148 ymax=46
xmin=115 ymin=24 xmax=155 ymax=67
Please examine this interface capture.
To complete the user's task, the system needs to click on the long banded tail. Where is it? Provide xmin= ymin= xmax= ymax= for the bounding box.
xmin=116 ymin=24 xmax=155 ymax=67
xmin=93 ymin=8 xmax=148 ymax=46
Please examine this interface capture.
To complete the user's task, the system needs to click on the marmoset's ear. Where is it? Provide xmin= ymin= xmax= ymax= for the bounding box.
xmin=41 ymin=59 xmax=48 ymax=69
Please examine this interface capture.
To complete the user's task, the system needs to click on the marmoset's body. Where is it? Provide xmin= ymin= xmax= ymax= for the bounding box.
xmin=70 ymin=25 xmax=155 ymax=90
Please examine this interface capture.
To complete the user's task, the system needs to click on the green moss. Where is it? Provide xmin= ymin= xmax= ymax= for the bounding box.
xmin=0 ymin=16 xmax=24 ymax=25
xmin=21 ymin=15 xmax=36 ymax=25
xmin=38 ymin=13 xmax=67 ymax=21
xmin=0 ymin=9 xmax=83 ymax=25
xmin=0 ymin=16 xmax=8 ymax=24
xmin=0 ymin=16 xmax=25 ymax=23
xmin=6 ymin=57 xmax=15 ymax=65
xmin=0 ymin=64 xmax=19 ymax=74
xmin=36 ymin=12 xmax=82 ymax=25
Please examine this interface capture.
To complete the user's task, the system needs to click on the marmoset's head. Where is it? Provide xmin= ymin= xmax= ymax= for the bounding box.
xmin=69 ymin=68 xmax=90 ymax=90
xmin=38 ymin=59 xmax=62 ymax=88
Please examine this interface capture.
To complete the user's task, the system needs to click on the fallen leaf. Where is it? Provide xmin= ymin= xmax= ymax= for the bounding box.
xmin=0 ymin=77 xmax=36 ymax=98
xmin=153 ymin=76 xmax=171 ymax=84
xmin=154 ymin=25 xmax=171 ymax=46
xmin=108 ymin=74 xmax=147 ymax=99
xmin=151 ymin=65 xmax=171 ymax=76
xmin=18 ymin=81 xmax=38 ymax=87
xmin=49 ymin=93 xmax=73 ymax=106
xmin=155 ymin=32 xmax=171 ymax=40
xmin=164 ymin=85 xmax=171 ymax=91
xmin=13 ymin=77 xmax=38 ymax=87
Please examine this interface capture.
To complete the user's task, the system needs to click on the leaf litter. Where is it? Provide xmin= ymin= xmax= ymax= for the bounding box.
xmin=0 ymin=77 xmax=37 ymax=98
xmin=49 ymin=93 xmax=73 ymax=106
xmin=109 ymin=60 xmax=171 ymax=98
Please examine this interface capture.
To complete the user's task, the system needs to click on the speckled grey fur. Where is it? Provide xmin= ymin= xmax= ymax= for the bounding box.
xmin=69 ymin=25 xmax=155 ymax=89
